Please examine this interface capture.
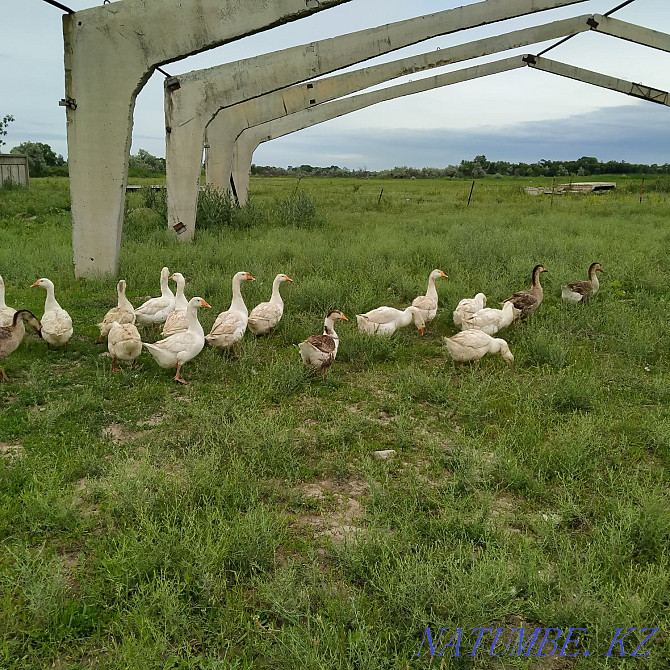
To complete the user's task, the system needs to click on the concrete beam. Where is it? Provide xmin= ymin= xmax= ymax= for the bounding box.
xmin=525 ymin=56 xmax=670 ymax=104
xmin=232 ymin=55 xmax=670 ymax=204
xmin=208 ymin=13 xmax=670 ymax=192
xmin=165 ymin=0 xmax=587 ymax=239
xmin=207 ymin=13 xmax=593 ymax=190
xmin=64 ymin=0 xmax=354 ymax=277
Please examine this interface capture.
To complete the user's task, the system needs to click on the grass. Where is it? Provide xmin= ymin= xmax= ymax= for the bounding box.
xmin=0 ymin=174 xmax=669 ymax=668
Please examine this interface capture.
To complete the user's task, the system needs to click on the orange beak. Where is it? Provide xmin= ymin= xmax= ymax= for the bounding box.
xmin=30 ymin=281 xmax=39 ymax=288
xmin=201 ymin=300 xmax=212 ymax=308
xmin=246 ymin=273 xmax=255 ymax=281
xmin=419 ymin=327 xmax=425 ymax=336
xmin=440 ymin=271 xmax=448 ymax=278
xmin=285 ymin=276 xmax=293 ymax=282
xmin=341 ymin=314 xmax=349 ymax=321
xmin=169 ymin=274 xmax=175 ymax=280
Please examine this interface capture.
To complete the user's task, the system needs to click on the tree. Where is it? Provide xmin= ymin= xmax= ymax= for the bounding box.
xmin=10 ymin=142 xmax=66 ymax=177
xmin=0 ymin=115 xmax=14 ymax=148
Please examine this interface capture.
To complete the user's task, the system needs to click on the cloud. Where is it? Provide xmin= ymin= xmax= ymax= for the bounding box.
xmin=253 ymin=104 xmax=670 ymax=169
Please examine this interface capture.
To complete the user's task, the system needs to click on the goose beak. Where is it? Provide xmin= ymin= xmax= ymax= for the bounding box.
xmin=286 ymin=276 xmax=293 ymax=282
xmin=246 ymin=273 xmax=255 ymax=281
xmin=169 ymin=274 xmax=175 ymax=280
xmin=341 ymin=314 xmax=349 ymax=321
xmin=419 ymin=327 xmax=425 ymax=336
xmin=30 ymin=281 xmax=39 ymax=288
xmin=201 ymin=300 xmax=212 ymax=308
xmin=440 ymin=272 xmax=448 ymax=278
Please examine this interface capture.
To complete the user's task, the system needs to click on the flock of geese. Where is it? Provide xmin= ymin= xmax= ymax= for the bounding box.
xmin=0 ymin=262 xmax=604 ymax=384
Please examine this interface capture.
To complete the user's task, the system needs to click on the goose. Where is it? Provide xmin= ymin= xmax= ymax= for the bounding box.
xmin=453 ymin=292 xmax=486 ymax=328
xmin=247 ymin=273 xmax=293 ymax=335
xmin=503 ymin=264 xmax=547 ymax=319
xmin=0 ymin=274 xmax=24 ymax=340
xmin=108 ymin=321 xmax=143 ymax=372
xmin=0 ymin=310 xmax=42 ymax=382
xmin=0 ymin=275 xmax=18 ymax=325
xmin=143 ymin=297 xmax=211 ymax=384
xmin=356 ymin=305 xmax=425 ymax=336
xmin=134 ymin=266 xmax=175 ymax=327
xmin=461 ymin=301 xmax=520 ymax=336
xmin=97 ymin=279 xmax=135 ymax=341
xmin=562 ymin=262 xmax=604 ymax=304
xmin=205 ymin=271 xmax=255 ymax=350
xmin=30 ymin=278 xmax=73 ymax=348
xmin=443 ymin=330 xmax=514 ymax=369
xmin=161 ymin=272 xmax=189 ymax=337
xmin=298 ymin=310 xmax=348 ymax=372
xmin=412 ymin=269 xmax=448 ymax=323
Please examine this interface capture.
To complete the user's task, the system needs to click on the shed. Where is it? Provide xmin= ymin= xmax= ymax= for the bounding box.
xmin=0 ymin=154 xmax=30 ymax=188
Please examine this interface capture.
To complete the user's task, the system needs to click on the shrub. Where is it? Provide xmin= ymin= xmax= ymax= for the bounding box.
xmin=272 ymin=192 xmax=322 ymax=228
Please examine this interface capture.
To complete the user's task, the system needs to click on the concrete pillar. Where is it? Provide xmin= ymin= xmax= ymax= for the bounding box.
xmin=165 ymin=0 xmax=587 ymax=239
xmin=64 ymin=0 xmax=354 ymax=277
xmin=232 ymin=54 xmax=670 ymax=204
xmin=210 ymin=12 xmax=670 ymax=194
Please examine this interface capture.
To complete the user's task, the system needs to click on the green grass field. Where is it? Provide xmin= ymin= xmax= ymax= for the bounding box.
xmin=0 ymin=175 xmax=669 ymax=668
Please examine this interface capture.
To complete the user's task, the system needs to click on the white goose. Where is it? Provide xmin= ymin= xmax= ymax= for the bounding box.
xmin=0 ymin=275 xmax=17 ymax=325
xmin=134 ymin=267 xmax=175 ymax=327
xmin=356 ymin=305 xmax=425 ymax=336
xmin=412 ymin=269 xmax=448 ymax=323
xmin=206 ymin=271 xmax=255 ymax=350
xmin=461 ymin=300 xmax=520 ymax=335
xmin=299 ymin=310 xmax=348 ymax=372
xmin=453 ymin=292 xmax=486 ymax=328
xmin=162 ymin=272 xmax=189 ymax=337
xmin=108 ymin=321 xmax=142 ymax=372
xmin=143 ymin=297 xmax=211 ymax=384
xmin=31 ymin=278 xmax=73 ymax=348
xmin=97 ymin=279 xmax=135 ymax=341
xmin=0 ymin=274 xmax=23 ymax=340
xmin=247 ymin=273 xmax=293 ymax=335
xmin=444 ymin=330 xmax=514 ymax=369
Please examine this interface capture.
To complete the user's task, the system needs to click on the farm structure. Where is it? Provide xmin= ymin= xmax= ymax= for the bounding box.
xmin=200 ymin=12 xmax=670 ymax=202
xmin=62 ymin=0 xmax=586 ymax=276
xmin=0 ymin=154 xmax=29 ymax=188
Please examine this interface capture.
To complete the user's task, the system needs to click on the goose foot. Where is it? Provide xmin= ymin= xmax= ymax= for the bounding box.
xmin=173 ymin=364 xmax=188 ymax=385
xmin=0 ymin=368 xmax=9 ymax=382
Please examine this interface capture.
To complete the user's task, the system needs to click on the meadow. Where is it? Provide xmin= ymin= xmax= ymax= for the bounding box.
xmin=0 ymin=174 xmax=669 ymax=668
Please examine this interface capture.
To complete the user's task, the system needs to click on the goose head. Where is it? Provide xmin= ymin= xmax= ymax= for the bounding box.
xmin=589 ymin=262 xmax=604 ymax=275
xmin=30 ymin=278 xmax=55 ymax=291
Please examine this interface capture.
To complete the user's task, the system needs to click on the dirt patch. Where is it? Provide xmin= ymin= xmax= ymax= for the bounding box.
xmin=296 ymin=478 xmax=369 ymax=543
xmin=137 ymin=413 xmax=165 ymax=427
xmin=0 ymin=442 xmax=24 ymax=459
xmin=102 ymin=423 xmax=141 ymax=444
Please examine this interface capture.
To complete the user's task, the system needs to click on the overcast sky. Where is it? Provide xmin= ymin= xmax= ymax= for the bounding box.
xmin=3 ymin=0 xmax=670 ymax=169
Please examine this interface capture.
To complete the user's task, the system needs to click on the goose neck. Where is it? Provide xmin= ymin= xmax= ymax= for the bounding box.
xmin=425 ymin=275 xmax=438 ymax=300
xmin=0 ymin=278 xmax=5 ymax=309
xmin=270 ymin=277 xmax=284 ymax=305
xmin=186 ymin=304 xmax=204 ymax=336
xmin=44 ymin=283 xmax=61 ymax=312
xmin=230 ymin=276 xmax=247 ymax=315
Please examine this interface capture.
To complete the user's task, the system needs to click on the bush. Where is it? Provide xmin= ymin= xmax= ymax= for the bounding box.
xmin=272 ymin=192 xmax=322 ymax=228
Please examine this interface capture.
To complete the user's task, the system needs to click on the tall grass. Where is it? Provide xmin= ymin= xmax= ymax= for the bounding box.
xmin=0 ymin=175 xmax=668 ymax=668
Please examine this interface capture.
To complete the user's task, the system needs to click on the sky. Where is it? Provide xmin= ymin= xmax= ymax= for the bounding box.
xmin=2 ymin=0 xmax=670 ymax=170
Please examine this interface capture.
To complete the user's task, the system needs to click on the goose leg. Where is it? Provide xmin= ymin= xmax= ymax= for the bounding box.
xmin=111 ymin=356 xmax=121 ymax=373
xmin=173 ymin=363 xmax=188 ymax=385
xmin=0 ymin=368 xmax=9 ymax=382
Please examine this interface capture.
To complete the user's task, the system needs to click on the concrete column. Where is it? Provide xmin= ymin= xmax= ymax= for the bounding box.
xmin=165 ymin=0 xmax=587 ymax=239
xmin=64 ymin=0 xmax=354 ymax=277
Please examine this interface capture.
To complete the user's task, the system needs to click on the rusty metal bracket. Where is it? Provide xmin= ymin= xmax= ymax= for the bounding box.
xmin=59 ymin=97 xmax=77 ymax=110
xmin=522 ymin=54 xmax=537 ymax=65
xmin=166 ymin=77 xmax=181 ymax=92
xmin=586 ymin=17 xmax=599 ymax=29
